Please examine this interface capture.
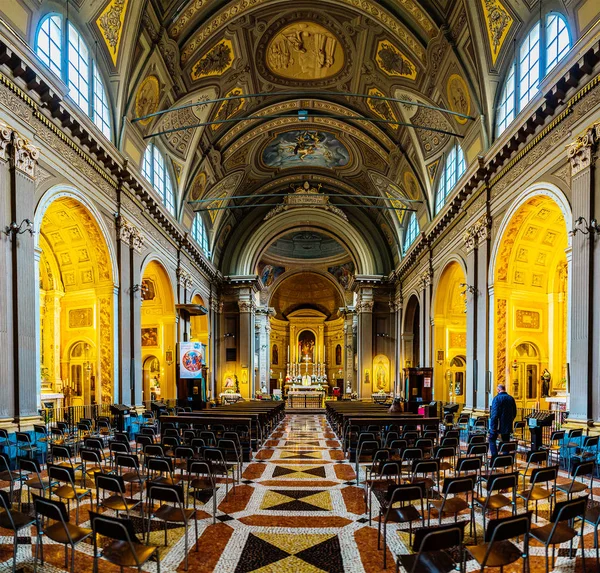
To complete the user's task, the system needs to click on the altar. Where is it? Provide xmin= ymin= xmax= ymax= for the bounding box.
xmin=287 ymin=390 xmax=325 ymax=409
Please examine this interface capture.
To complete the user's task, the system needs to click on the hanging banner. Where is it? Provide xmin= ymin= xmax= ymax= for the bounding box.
xmin=179 ymin=342 xmax=205 ymax=379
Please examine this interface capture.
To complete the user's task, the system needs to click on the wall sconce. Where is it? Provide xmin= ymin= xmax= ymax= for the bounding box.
xmin=459 ymin=283 xmax=477 ymax=296
xmin=165 ymin=347 xmax=174 ymax=366
xmin=131 ymin=283 xmax=149 ymax=295
xmin=4 ymin=219 xmax=34 ymax=237
xmin=570 ymin=216 xmax=600 ymax=236
xmin=436 ymin=350 xmax=444 ymax=365
xmin=224 ymin=333 xmax=235 ymax=338
xmin=511 ymin=359 xmax=518 ymax=372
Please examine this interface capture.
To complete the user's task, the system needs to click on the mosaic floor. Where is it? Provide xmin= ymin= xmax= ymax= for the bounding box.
xmin=0 ymin=414 xmax=599 ymax=571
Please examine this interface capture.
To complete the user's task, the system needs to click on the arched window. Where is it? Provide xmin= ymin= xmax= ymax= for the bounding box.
xmin=142 ymin=144 xmax=176 ymax=216
xmin=435 ymin=145 xmax=465 ymax=214
xmin=403 ymin=212 xmax=419 ymax=253
xmin=35 ymin=15 xmax=112 ymax=139
xmin=496 ymin=13 xmax=571 ymax=137
xmin=191 ymin=214 xmax=210 ymax=254
xmin=546 ymin=13 xmax=570 ymax=72
xmin=36 ymin=14 xmax=62 ymax=76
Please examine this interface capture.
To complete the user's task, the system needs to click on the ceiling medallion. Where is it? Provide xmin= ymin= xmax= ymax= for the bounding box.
xmin=266 ymin=22 xmax=344 ymax=81
xmin=264 ymin=181 xmax=348 ymax=222
xmin=135 ymin=75 xmax=160 ymax=126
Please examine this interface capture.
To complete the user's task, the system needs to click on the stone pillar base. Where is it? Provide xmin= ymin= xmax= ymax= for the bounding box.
xmin=16 ymin=415 xmax=43 ymax=432
xmin=0 ymin=418 xmax=18 ymax=433
xmin=562 ymin=417 xmax=597 ymax=434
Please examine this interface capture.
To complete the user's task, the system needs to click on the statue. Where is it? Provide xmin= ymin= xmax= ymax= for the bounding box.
xmin=541 ymin=369 xmax=551 ymax=397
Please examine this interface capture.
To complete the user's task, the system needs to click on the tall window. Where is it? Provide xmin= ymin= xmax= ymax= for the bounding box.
xmin=142 ymin=144 xmax=175 ymax=216
xmin=36 ymin=15 xmax=112 ymax=139
xmin=192 ymin=214 xmax=210 ymax=254
xmin=496 ymin=13 xmax=571 ymax=137
xmin=435 ymin=145 xmax=466 ymax=214
xmin=403 ymin=212 xmax=419 ymax=253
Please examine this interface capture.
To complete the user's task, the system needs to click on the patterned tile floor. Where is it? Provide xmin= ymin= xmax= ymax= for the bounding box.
xmin=1 ymin=414 xmax=599 ymax=571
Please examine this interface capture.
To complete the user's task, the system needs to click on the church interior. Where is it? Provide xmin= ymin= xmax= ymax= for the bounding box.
xmin=0 ymin=0 xmax=599 ymax=570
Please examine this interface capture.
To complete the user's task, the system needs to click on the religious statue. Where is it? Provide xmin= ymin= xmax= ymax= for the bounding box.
xmin=272 ymin=344 xmax=279 ymax=365
xmin=376 ymin=365 xmax=386 ymax=391
xmin=335 ymin=344 xmax=342 ymax=365
xmin=541 ymin=369 xmax=551 ymax=397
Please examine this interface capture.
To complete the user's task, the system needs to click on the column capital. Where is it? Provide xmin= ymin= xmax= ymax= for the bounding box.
xmin=12 ymin=131 xmax=39 ymax=178
xmin=238 ymin=300 xmax=255 ymax=313
xmin=567 ymin=122 xmax=600 ymax=176
xmin=117 ymin=216 xmax=145 ymax=252
xmin=0 ymin=121 xmax=11 ymax=161
xmin=356 ymin=300 xmax=374 ymax=314
xmin=462 ymin=214 xmax=491 ymax=253
xmin=419 ymin=268 xmax=432 ymax=290
xmin=177 ymin=266 xmax=194 ymax=290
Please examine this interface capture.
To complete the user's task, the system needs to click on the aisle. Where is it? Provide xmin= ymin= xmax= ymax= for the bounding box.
xmin=191 ymin=413 xmax=388 ymax=572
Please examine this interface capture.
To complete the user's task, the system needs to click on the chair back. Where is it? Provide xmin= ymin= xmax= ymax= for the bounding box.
xmin=525 ymin=450 xmax=548 ymax=465
xmin=401 ymin=447 xmax=423 ymax=461
xmin=442 ymin=475 xmax=475 ymax=495
xmin=387 ymin=482 xmax=425 ymax=504
xmin=498 ymin=441 xmax=517 ymax=454
xmin=34 ymin=424 xmax=48 ymax=436
xmin=490 ymin=454 xmax=514 ymax=471
xmin=582 ymin=435 xmax=599 ymax=449
xmin=34 ymin=494 xmax=70 ymax=523
xmin=0 ymin=489 xmax=12 ymax=513
xmin=89 ymin=511 xmax=141 ymax=548
xmin=412 ymin=521 xmax=467 ymax=552
xmin=96 ymin=472 xmax=126 ymax=494
xmin=434 ymin=446 xmax=455 ymax=460
xmin=147 ymin=482 xmax=185 ymax=504
xmin=116 ymin=453 xmax=140 ymax=469
xmin=19 ymin=457 xmax=42 ymax=478
xmin=445 ymin=430 xmax=460 ymax=439
xmin=357 ymin=440 xmax=380 ymax=458
xmin=550 ymin=495 xmax=587 ymax=523
xmin=571 ymin=460 xmax=595 ymax=479
xmin=144 ymin=444 xmax=165 ymax=457
xmin=110 ymin=442 xmax=130 ymax=455
xmin=550 ymin=430 xmax=565 ymax=442
xmin=456 ymin=457 xmax=482 ymax=474
xmin=485 ymin=512 xmax=531 ymax=543
xmin=84 ymin=437 xmax=104 ymax=450
xmin=411 ymin=458 xmax=439 ymax=475
xmin=388 ymin=439 xmax=408 ymax=452
xmin=468 ymin=434 xmax=486 ymax=445
xmin=376 ymin=461 xmax=401 ymax=478
xmin=440 ymin=436 xmax=459 ymax=448
xmin=467 ymin=443 xmax=488 ymax=457
xmin=16 ymin=431 xmax=32 ymax=444
xmin=488 ymin=471 xmax=518 ymax=492
xmin=81 ymin=448 xmax=102 ymax=464
xmin=146 ymin=456 xmax=174 ymax=474
xmin=49 ymin=464 xmax=75 ymax=485
xmin=51 ymin=444 xmax=73 ymax=460
xmin=530 ymin=465 xmax=558 ymax=485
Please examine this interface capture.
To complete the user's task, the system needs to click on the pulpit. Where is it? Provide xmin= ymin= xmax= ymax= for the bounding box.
xmin=403 ymin=367 xmax=433 ymax=414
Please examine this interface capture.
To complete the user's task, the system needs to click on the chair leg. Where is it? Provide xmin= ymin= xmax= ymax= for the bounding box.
xmin=12 ymin=530 xmax=17 ymax=573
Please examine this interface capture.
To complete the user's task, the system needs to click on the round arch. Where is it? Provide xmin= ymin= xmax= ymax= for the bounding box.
xmin=35 ymin=186 xmax=119 ymax=285
xmin=226 ymin=209 xmax=381 ymax=276
xmin=489 ymin=181 xmax=572 ymax=285
xmin=402 ymin=293 xmax=421 ymax=370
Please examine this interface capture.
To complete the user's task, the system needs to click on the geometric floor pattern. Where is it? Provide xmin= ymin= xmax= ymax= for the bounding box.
xmin=1 ymin=413 xmax=599 ymax=571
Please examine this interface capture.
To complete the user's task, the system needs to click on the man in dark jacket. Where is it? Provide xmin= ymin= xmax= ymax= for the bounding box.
xmin=488 ymin=384 xmax=517 ymax=456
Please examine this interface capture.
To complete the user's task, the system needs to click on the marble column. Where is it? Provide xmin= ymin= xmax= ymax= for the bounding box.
xmin=255 ymin=309 xmax=271 ymax=392
xmin=238 ymin=298 xmax=256 ymax=399
xmin=116 ymin=217 xmax=132 ymax=405
xmin=130 ymin=225 xmax=145 ymax=406
xmin=394 ymin=294 xmax=403 ymax=396
xmin=356 ymin=296 xmax=374 ymax=399
xmin=209 ymin=295 xmax=220 ymax=400
xmin=343 ymin=310 xmax=355 ymax=393
xmin=10 ymin=131 xmax=39 ymax=424
xmin=419 ymin=269 xmax=432 ymax=367
xmin=0 ymin=125 xmax=14 ymax=425
xmin=566 ymin=124 xmax=599 ymax=424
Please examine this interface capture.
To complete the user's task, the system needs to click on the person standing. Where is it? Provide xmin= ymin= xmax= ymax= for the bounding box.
xmin=488 ymin=384 xmax=517 ymax=457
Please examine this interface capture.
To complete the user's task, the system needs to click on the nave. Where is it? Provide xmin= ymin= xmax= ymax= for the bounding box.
xmin=0 ymin=414 xmax=597 ymax=572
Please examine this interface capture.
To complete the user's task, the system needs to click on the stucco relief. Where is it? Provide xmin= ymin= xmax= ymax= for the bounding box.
xmin=496 ymin=298 xmax=507 ymax=385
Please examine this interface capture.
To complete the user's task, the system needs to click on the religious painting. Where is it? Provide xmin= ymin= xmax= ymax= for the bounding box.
xmin=179 ymin=342 xmax=205 ymax=379
xmin=266 ymin=22 xmax=344 ymax=80
xmin=335 ymin=344 xmax=342 ymax=366
xmin=364 ymin=369 xmax=370 ymax=385
xmin=262 ymin=130 xmax=350 ymax=169
xmin=141 ymin=327 xmax=158 ymax=347
xmin=258 ymin=262 xmax=285 ymax=287
xmin=480 ymin=0 xmax=513 ymax=66
xmin=272 ymin=344 xmax=279 ymax=365
xmin=373 ymin=355 xmax=390 ymax=392
xmin=446 ymin=74 xmax=470 ymax=124
xmin=298 ymin=330 xmax=316 ymax=363
xmin=328 ymin=261 xmax=355 ymax=289
xmin=141 ymin=279 xmax=155 ymax=301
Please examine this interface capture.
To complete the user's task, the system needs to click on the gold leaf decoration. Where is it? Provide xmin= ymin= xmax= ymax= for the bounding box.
xmin=480 ymin=0 xmax=513 ymax=65
xmin=135 ymin=76 xmax=160 ymax=126
xmin=375 ymin=40 xmax=417 ymax=79
xmin=96 ymin=0 xmax=130 ymax=66
xmin=212 ymin=87 xmax=245 ymax=131
xmin=367 ymin=88 xmax=398 ymax=130
xmin=191 ymin=39 xmax=234 ymax=81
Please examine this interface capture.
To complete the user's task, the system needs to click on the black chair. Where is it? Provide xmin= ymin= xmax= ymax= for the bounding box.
xmin=33 ymin=494 xmax=93 ymax=573
xmin=19 ymin=457 xmax=57 ymax=508
xmin=364 ymin=460 xmax=401 ymax=526
xmin=530 ymin=495 xmax=588 ymax=572
xmin=145 ymin=482 xmax=198 ymax=570
xmin=90 ymin=510 xmax=160 ymax=573
xmin=377 ymin=482 xmax=426 ymax=569
xmin=0 ymin=489 xmax=36 ymax=573
xmin=0 ymin=453 xmax=26 ymax=508
xmin=427 ymin=476 xmax=476 ymax=538
xmin=518 ymin=450 xmax=548 ymax=488
xmin=115 ymin=453 xmax=147 ymax=498
xmin=556 ymin=459 xmax=595 ymax=500
xmin=96 ymin=472 xmax=144 ymax=519
xmin=396 ymin=521 xmax=468 ymax=573
xmin=48 ymin=464 xmax=92 ymax=524
xmin=472 ymin=471 xmax=518 ymax=541
xmin=16 ymin=431 xmax=39 ymax=459
xmin=188 ymin=460 xmax=217 ymax=524
xmin=466 ymin=512 xmax=531 ymax=572
xmin=517 ymin=465 xmax=558 ymax=522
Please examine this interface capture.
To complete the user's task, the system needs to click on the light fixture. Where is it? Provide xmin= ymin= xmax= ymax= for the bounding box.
xmin=459 ymin=283 xmax=477 ymax=295
xmin=131 ymin=283 xmax=149 ymax=295
xmin=4 ymin=219 xmax=34 ymax=237
xmin=570 ymin=216 xmax=600 ymax=236
xmin=224 ymin=333 xmax=235 ymax=338
xmin=511 ymin=359 xmax=518 ymax=372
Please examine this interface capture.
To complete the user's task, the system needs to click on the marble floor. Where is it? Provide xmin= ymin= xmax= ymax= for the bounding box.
xmin=0 ymin=414 xmax=598 ymax=571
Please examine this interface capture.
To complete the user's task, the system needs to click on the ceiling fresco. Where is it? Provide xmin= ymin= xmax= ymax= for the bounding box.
xmin=87 ymin=0 xmax=558 ymax=274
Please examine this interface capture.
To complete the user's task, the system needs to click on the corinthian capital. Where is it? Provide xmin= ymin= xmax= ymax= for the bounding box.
xmin=0 ymin=122 xmax=12 ymax=161
xmin=12 ymin=131 xmax=39 ymax=178
xmin=567 ymin=122 xmax=600 ymax=176
xmin=419 ymin=268 xmax=432 ymax=290
xmin=238 ymin=300 xmax=255 ymax=313
xmin=129 ymin=226 xmax=145 ymax=253
xmin=356 ymin=300 xmax=374 ymax=314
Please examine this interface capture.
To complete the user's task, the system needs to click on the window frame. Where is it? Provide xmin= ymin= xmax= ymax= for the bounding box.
xmin=434 ymin=145 xmax=466 ymax=215
xmin=142 ymin=143 xmax=176 ymax=217
xmin=35 ymin=14 xmax=112 ymax=140
xmin=403 ymin=211 xmax=419 ymax=253
xmin=496 ymin=12 xmax=571 ymax=138
xmin=192 ymin=213 xmax=210 ymax=255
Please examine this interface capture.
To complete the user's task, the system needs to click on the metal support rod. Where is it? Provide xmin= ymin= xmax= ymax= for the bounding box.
xmin=187 ymin=192 xmax=422 ymax=204
xmin=133 ymin=90 xmax=476 ymax=124
xmin=193 ymin=203 xmax=417 ymax=212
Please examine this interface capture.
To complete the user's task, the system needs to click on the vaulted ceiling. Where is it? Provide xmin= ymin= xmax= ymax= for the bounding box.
xmin=29 ymin=0 xmax=580 ymax=275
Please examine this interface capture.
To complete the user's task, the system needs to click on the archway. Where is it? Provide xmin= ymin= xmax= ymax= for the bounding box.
xmin=492 ymin=194 xmax=569 ymax=410
xmin=433 ymin=262 xmax=467 ymax=403
xmin=403 ymin=294 xmax=420 ymax=368
xmin=140 ymin=261 xmax=176 ymax=404
xmin=190 ymin=294 xmax=209 ymax=347
xmin=38 ymin=196 xmax=115 ymax=407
